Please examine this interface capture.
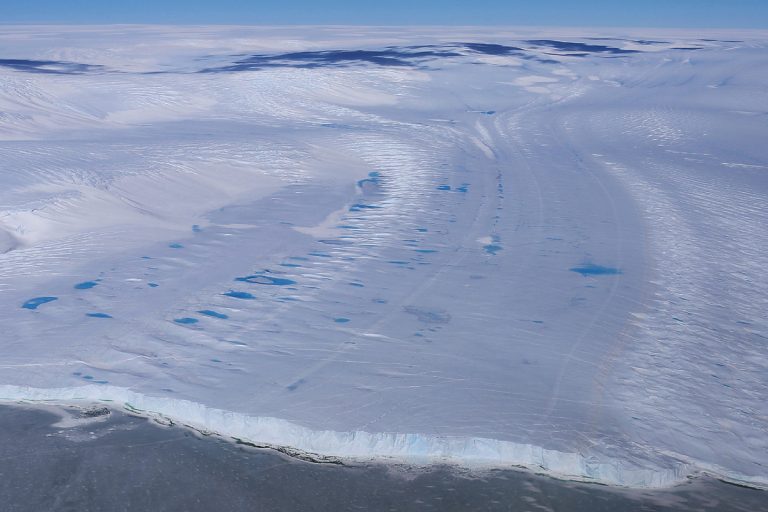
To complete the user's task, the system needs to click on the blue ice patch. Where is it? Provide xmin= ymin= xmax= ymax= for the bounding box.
xmin=0 ymin=58 xmax=103 ymax=74
xmin=526 ymin=40 xmax=640 ymax=55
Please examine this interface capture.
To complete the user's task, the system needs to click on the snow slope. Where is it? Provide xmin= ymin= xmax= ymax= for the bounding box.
xmin=1 ymin=26 xmax=766 ymax=488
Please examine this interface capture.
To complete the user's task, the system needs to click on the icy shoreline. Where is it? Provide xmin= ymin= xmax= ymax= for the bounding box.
xmin=4 ymin=383 xmax=764 ymax=491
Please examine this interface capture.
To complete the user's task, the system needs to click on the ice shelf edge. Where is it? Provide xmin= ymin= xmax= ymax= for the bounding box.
xmin=1 ymin=384 xmax=764 ymax=490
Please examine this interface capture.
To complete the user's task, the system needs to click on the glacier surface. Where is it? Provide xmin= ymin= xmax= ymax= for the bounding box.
xmin=0 ymin=26 xmax=766 ymax=488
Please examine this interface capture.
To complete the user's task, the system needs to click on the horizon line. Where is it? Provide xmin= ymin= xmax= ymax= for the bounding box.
xmin=1 ymin=22 xmax=767 ymax=31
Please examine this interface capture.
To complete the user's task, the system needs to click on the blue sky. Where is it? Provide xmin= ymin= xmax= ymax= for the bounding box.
xmin=1 ymin=1 xmax=766 ymax=27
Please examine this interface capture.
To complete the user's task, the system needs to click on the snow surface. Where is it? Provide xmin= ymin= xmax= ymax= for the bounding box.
xmin=1 ymin=26 xmax=767 ymax=488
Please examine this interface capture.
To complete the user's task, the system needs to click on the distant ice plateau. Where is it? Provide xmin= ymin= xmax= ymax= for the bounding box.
xmin=0 ymin=26 xmax=766 ymax=489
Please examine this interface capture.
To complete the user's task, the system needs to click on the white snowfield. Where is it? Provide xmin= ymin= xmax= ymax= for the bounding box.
xmin=1 ymin=26 xmax=766 ymax=488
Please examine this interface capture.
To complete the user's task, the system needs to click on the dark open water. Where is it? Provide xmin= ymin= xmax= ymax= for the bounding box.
xmin=0 ymin=405 xmax=764 ymax=512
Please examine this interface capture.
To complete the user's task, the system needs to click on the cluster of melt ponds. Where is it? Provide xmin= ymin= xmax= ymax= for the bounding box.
xmin=19 ymin=162 xmax=621 ymax=326
xmin=19 ymin=167 xmax=623 ymax=387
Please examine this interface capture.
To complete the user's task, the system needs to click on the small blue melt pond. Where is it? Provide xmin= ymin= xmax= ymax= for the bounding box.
xmin=74 ymin=281 xmax=99 ymax=290
xmin=235 ymin=275 xmax=296 ymax=286
xmin=174 ymin=317 xmax=198 ymax=325
xmin=22 ymin=297 xmax=58 ymax=310
xmin=198 ymin=310 xmax=229 ymax=319
xmin=349 ymin=203 xmax=382 ymax=212
xmin=224 ymin=291 xmax=255 ymax=300
xmin=86 ymin=313 xmax=112 ymax=319
xmin=357 ymin=171 xmax=382 ymax=189
xmin=570 ymin=264 xmax=622 ymax=276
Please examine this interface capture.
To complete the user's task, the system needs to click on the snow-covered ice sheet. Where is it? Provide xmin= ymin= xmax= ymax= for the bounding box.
xmin=1 ymin=26 xmax=767 ymax=488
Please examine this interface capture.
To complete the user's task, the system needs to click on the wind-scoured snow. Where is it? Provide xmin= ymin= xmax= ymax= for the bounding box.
xmin=1 ymin=26 xmax=767 ymax=489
